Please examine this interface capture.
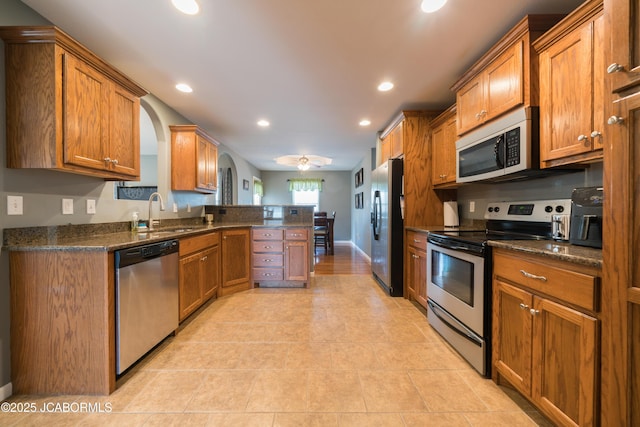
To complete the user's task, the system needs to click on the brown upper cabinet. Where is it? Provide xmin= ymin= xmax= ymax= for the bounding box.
xmin=0 ymin=26 xmax=147 ymax=180
xmin=534 ymin=0 xmax=605 ymax=168
xmin=451 ymin=15 xmax=565 ymax=136
xmin=170 ymin=125 xmax=219 ymax=193
xmin=379 ymin=121 xmax=403 ymax=165
xmin=608 ymin=0 xmax=640 ymax=92
xmin=430 ymin=105 xmax=457 ymax=188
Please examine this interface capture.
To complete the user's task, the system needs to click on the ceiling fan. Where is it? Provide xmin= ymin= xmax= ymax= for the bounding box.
xmin=274 ymin=154 xmax=332 ymax=170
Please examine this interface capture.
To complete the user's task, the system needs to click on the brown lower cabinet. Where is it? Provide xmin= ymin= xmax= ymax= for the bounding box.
xmin=405 ymin=230 xmax=427 ymax=308
xmin=178 ymin=232 xmax=220 ymax=321
xmin=492 ymin=248 xmax=601 ymax=427
xmin=220 ymin=228 xmax=251 ymax=296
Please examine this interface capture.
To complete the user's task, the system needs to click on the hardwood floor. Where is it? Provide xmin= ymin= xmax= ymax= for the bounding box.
xmin=313 ymin=242 xmax=371 ymax=275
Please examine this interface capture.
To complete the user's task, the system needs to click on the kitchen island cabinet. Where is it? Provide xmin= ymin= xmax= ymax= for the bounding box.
xmin=492 ymin=248 xmax=601 ymax=427
xmin=534 ymin=0 xmax=605 ymax=168
xmin=0 ymin=26 xmax=147 ymax=180
xmin=252 ymin=227 xmax=310 ymax=286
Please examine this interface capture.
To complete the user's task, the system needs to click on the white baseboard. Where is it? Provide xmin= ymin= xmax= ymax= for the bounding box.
xmin=0 ymin=382 xmax=12 ymax=401
xmin=342 ymin=240 xmax=371 ymax=264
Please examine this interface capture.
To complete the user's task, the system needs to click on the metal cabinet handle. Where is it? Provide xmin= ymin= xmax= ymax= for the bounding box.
xmin=607 ymin=63 xmax=625 ymax=74
xmin=520 ymin=269 xmax=547 ymax=282
xmin=412 ymin=254 xmax=420 ymax=259
xmin=519 ymin=303 xmax=529 ymax=310
xmin=590 ymin=131 xmax=602 ymax=139
xmin=111 ymin=159 xmax=119 ymax=165
xmin=413 ymin=239 xmax=422 ymax=243
xmin=530 ymin=309 xmax=541 ymax=316
xmin=608 ymin=116 xmax=624 ymax=125
xmin=577 ymin=134 xmax=589 ymax=143
xmin=201 ymin=256 xmax=208 ymax=261
xmin=104 ymin=157 xmax=111 ymax=163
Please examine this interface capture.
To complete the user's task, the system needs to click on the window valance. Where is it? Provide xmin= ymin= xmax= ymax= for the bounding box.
xmin=288 ymin=178 xmax=324 ymax=192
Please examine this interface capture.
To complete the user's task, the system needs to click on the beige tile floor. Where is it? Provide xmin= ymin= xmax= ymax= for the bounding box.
xmin=0 ymin=274 xmax=552 ymax=426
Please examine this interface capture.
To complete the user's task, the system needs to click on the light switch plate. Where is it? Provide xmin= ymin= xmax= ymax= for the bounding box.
xmin=86 ymin=199 xmax=96 ymax=214
xmin=7 ymin=195 xmax=23 ymax=215
xmin=62 ymin=198 xmax=74 ymax=215
xmin=469 ymin=201 xmax=476 ymax=213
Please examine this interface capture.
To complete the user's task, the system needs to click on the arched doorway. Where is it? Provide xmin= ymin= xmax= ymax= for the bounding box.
xmin=217 ymin=152 xmax=237 ymax=205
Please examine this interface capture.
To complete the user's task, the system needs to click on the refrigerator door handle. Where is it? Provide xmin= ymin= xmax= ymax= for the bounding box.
xmin=373 ymin=190 xmax=381 ymax=240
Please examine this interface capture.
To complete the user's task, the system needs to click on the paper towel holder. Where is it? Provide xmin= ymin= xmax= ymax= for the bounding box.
xmin=444 ymin=200 xmax=460 ymax=229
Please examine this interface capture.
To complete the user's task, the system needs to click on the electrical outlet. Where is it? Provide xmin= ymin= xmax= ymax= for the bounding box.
xmin=62 ymin=198 xmax=74 ymax=215
xmin=7 ymin=195 xmax=23 ymax=215
xmin=86 ymin=199 xmax=96 ymax=214
xmin=469 ymin=201 xmax=476 ymax=213
xmin=172 ymin=203 xmax=178 ymax=213
xmin=187 ymin=203 xmax=191 ymax=213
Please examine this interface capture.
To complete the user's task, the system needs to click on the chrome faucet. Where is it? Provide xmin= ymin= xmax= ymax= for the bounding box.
xmin=148 ymin=192 xmax=165 ymax=231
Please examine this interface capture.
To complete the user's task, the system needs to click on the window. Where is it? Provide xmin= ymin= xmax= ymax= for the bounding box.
xmin=253 ymin=178 xmax=263 ymax=206
xmin=292 ymin=189 xmax=319 ymax=211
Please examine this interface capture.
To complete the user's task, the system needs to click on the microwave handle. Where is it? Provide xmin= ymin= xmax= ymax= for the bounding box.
xmin=494 ymin=135 xmax=504 ymax=169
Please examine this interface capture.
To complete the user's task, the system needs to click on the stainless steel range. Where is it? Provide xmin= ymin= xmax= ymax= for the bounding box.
xmin=426 ymin=199 xmax=571 ymax=377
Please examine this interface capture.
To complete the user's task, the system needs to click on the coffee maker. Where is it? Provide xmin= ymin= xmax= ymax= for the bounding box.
xmin=569 ymin=187 xmax=603 ymax=248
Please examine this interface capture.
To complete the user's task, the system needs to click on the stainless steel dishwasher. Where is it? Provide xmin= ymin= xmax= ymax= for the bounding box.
xmin=115 ymin=239 xmax=179 ymax=374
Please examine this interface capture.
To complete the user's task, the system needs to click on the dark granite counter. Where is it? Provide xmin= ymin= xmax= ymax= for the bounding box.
xmin=3 ymin=220 xmax=312 ymax=252
xmin=489 ymin=240 xmax=602 ymax=269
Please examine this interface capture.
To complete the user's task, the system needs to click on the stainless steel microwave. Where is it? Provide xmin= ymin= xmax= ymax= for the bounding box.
xmin=456 ymin=107 xmax=539 ymax=183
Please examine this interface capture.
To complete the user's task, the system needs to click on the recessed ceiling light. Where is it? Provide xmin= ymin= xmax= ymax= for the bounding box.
xmin=175 ymin=83 xmax=193 ymax=93
xmin=359 ymin=119 xmax=371 ymax=127
xmin=172 ymin=0 xmax=200 ymax=15
xmin=378 ymin=81 xmax=394 ymax=92
xmin=257 ymin=119 xmax=270 ymax=127
xmin=421 ymin=0 xmax=447 ymax=13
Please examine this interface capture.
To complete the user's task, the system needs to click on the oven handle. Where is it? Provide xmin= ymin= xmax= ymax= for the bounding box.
xmin=427 ymin=299 xmax=483 ymax=347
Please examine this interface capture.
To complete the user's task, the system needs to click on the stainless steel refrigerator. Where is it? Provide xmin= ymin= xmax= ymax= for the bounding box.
xmin=371 ymin=158 xmax=404 ymax=296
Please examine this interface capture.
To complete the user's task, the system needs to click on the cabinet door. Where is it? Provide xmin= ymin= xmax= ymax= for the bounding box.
xmin=531 ymin=297 xmax=598 ymax=427
xmin=485 ymin=40 xmax=524 ymax=120
xmin=206 ymin=142 xmax=218 ymax=190
xmin=284 ymin=240 xmax=308 ymax=281
xmin=222 ymin=229 xmax=251 ymax=289
xmin=539 ymin=21 xmax=595 ymax=163
xmin=493 ymin=280 xmax=533 ymax=396
xmin=179 ymin=252 xmax=203 ymax=321
xmin=432 ymin=115 xmax=457 ymax=186
xmin=196 ymin=135 xmax=210 ymax=190
xmin=201 ymin=245 xmax=220 ymax=300
xmin=411 ymin=246 xmax=427 ymax=308
xmin=609 ymin=0 xmax=640 ymax=91
xmin=456 ymin=76 xmax=484 ymax=135
xmin=391 ymin=122 xmax=403 ymax=158
xmin=63 ymin=53 xmax=109 ymax=171
xmin=109 ymin=85 xmax=140 ymax=177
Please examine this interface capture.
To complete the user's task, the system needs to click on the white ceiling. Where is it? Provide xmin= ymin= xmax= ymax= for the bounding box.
xmin=21 ymin=0 xmax=584 ymax=171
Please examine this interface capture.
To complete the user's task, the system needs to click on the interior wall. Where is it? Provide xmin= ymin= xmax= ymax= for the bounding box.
xmin=457 ymin=163 xmax=604 ymax=221
xmin=260 ymin=170 xmax=352 ymax=241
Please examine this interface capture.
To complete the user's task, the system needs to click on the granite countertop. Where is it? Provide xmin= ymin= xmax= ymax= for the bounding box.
xmin=406 ymin=225 xmax=602 ymax=268
xmin=3 ymin=220 xmax=312 ymax=252
xmin=488 ymin=240 xmax=602 ymax=269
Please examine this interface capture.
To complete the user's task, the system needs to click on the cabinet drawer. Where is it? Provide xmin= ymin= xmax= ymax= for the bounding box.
xmin=253 ymin=228 xmax=283 ymax=240
xmin=252 ymin=254 xmax=284 ymax=267
xmin=252 ymin=241 xmax=284 ymax=253
xmin=285 ymin=228 xmax=308 ymax=240
xmin=179 ymin=232 xmax=220 ymax=256
xmin=252 ymin=268 xmax=283 ymax=281
xmin=407 ymin=230 xmax=428 ymax=251
xmin=493 ymin=252 xmax=599 ymax=312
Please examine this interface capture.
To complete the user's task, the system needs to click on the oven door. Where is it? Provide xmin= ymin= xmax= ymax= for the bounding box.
xmin=426 ymin=241 xmax=485 ymax=336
